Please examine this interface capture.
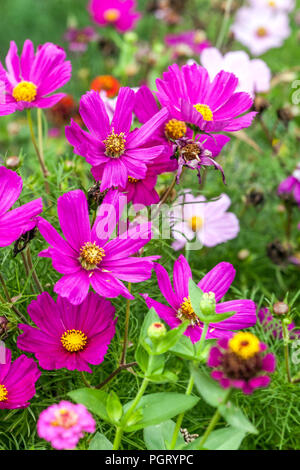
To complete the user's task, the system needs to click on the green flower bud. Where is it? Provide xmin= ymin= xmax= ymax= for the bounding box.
xmin=199 ymin=292 xmax=216 ymax=316
xmin=147 ymin=322 xmax=167 ymax=342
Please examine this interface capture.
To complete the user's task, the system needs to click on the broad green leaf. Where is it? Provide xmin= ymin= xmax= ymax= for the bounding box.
xmin=123 ymin=392 xmax=199 ymax=432
xmin=140 ymin=308 xmax=160 ymax=343
xmin=191 ymin=366 xmax=228 ymax=407
xmin=88 ymin=432 xmax=113 ymax=450
xmin=202 ymin=311 xmax=236 ymax=324
xmin=68 ymin=388 xmax=110 ymax=422
xmin=106 ymin=391 xmax=123 ymax=424
xmin=146 ymin=371 xmax=178 ymax=384
xmin=189 ymin=278 xmax=204 ymax=318
xmin=144 ymin=420 xmax=185 ymax=450
xmin=219 ymin=403 xmax=258 ymax=434
xmin=135 ymin=344 xmax=149 ymax=372
xmin=169 ymin=334 xmax=196 ymax=360
xmin=184 ymin=427 xmax=246 ymax=450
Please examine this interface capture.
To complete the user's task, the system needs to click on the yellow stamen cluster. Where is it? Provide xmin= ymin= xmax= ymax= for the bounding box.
xmin=128 ymin=176 xmax=140 ymax=183
xmin=188 ymin=215 xmax=203 ymax=232
xmin=256 ymin=27 xmax=268 ymax=37
xmin=12 ymin=81 xmax=37 ymax=103
xmin=103 ymin=129 xmax=126 ymax=158
xmin=51 ymin=408 xmax=79 ymax=428
xmin=164 ymin=119 xmax=187 ymax=140
xmin=229 ymin=332 xmax=261 ymax=359
xmin=79 ymin=242 xmax=105 ymax=270
xmin=103 ymin=8 xmax=121 ymax=22
xmin=268 ymin=0 xmax=276 ymax=7
xmin=177 ymin=296 xmax=201 ymax=326
xmin=0 ymin=384 xmax=8 ymax=402
xmin=61 ymin=329 xmax=87 ymax=353
xmin=193 ymin=103 xmax=213 ymax=121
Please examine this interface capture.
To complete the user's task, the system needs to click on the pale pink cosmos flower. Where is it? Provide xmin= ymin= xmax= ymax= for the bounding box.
xmin=231 ymin=7 xmax=291 ymax=56
xmin=169 ymin=192 xmax=239 ymax=251
xmin=249 ymin=0 xmax=295 ymax=13
xmin=199 ymin=48 xmax=271 ymax=97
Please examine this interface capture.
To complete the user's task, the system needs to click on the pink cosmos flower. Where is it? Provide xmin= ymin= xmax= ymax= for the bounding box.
xmin=64 ymin=26 xmax=98 ymax=53
xmin=37 ymin=189 xmax=159 ymax=305
xmin=88 ymin=0 xmax=140 ymax=33
xmin=231 ymin=7 xmax=290 ymax=56
xmin=258 ymin=307 xmax=300 ymax=339
xmin=165 ymin=31 xmax=211 ymax=57
xmin=278 ymin=164 xmax=300 ymax=206
xmin=156 ymin=63 xmax=256 ymax=134
xmin=0 ymin=348 xmax=40 ymax=409
xmin=169 ymin=192 xmax=239 ymax=250
xmin=17 ymin=292 xmax=116 ymax=373
xmin=37 ymin=401 xmax=95 ymax=450
xmin=65 ymin=88 xmax=167 ymax=191
xmin=0 ymin=40 xmax=71 ymax=115
xmin=141 ymin=255 xmax=256 ymax=343
xmin=208 ymin=332 xmax=276 ymax=394
xmin=249 ymin=0 xmax=295 ymax=13
xmin=119 ymin=172 xmax=160 ymax=207
xmin=199 ymin=48 xmax=271 ymax=97
xmin=0 ymin=166 xmax=43 ymax=247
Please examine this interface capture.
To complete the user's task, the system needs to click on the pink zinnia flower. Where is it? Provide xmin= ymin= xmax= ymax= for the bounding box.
xmin=208 ymin=332 xmax=276 ymax=394
xmin=37 ymin=189 xmax=159 ymax=305
xmin=231 ymin=7 xmax=290 ymax=56
xmin=88 ymin=0 xmax=140 ymax=33
xmin=0 ymin=166 xmax=43 ymax=247
xmin=199 ymin=48 xmax=271 ymax=97
xmin=0 ymin=40 xmax=71 ymax=115
xmin=278 ymin=164 xmax=300 ymax=206
xmin=156 ymin=64 xmax=256 ymax=134
xmin=249 ymin=0 xmax=295 ymax=13
xmin=141 ymin=255 xmax=256 ymax=343
xmin=37 ymin=401 xmax=95 ymax=450
xmin=64 ymin=26 xmax=98 ymax=53
xmin=17 ymin=292 xmax=116 ymax=373
xmin=165 ymin=31 xmax=211 ymax=57
xmin=169 ymin=192 xmax=239 ymax=250
xmin=65 ymin=88 xmax=167 ymax=191
xmin=0 ymin=348 xmax=40 ymax=409
xmin=258 ymin=307 xmax=300 ymax=339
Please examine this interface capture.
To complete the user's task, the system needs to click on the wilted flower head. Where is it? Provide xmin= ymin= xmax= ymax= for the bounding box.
xmin=37 ymin=401 xmax=95 ymax=450
xmin=169 ymin=192 xmax=239 ymax=250
xmin=200 ymin=48 xmax=271 ymax=97
xmin=64 ymin=26 xmax=98 ymax=53
xmin=0 ymin=40 xmax=71 ymax=115
xmin=278 ymin=164 xmax=300 ymax=206
xmin=231 ymin=7 xmax=290 ymax=56
xmin=0 ymin=348 xmax=40 ymax=409
xmin=208 ymin=332 xmax=276 ymax=394
xmin=141 ymin=255 xmax=256 ymax=343
xmin=0 ymin=166 xmax=43 ymax=247
xmin=88 ymin=0 xmax=140 ymax=33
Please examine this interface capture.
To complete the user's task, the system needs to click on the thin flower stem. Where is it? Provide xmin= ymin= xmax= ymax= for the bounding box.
xmin=26 ymin=109 xmax=50 ymax=194
xmin=285 ymin=203 xmax=293 ymax=242
xmin=120 ymin=282 xmax=132 ymax=365
xmin=216 ymin=0 xmax=234 ymax=50
xmin=26 ymin=246 xmax=43 ymax=294
xmin=0 ymin=272 xmax=27 ymax=323
xmin=158 ymin=173 xmax=177 ymax=208
xmin=113 ymin=426 xmax=124 ymax=450
xmin=95 ymin=362 xmax=137 ymax=390
xmin=80 ymin=371 xmax=92 ymax=388
xmin=198 ymin=388 xmax=232 ymax=449
xmin=282 ymin=320 xmax=292 ymax=383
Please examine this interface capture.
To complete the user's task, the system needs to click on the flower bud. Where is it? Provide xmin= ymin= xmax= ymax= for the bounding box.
xmin=273 ymin=301 xmax=289 ymax=316
xmin=0 ymin=316 xmax=8 ymax=335
xmin=199 ymin=292 xmax=216 ymax=316
xmin=147 ymin=322 xmax=167 ymax=341
xmin=6 ymin=156 xmax=20 ymax=169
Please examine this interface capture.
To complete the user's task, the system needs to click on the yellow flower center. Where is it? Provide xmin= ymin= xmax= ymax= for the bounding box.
xmin=229 ymin=332 xmax=261 ymax=360
xmin=12 ymin=81 xmax=37 ymax=103
xmin=268 ymin=0 xmax=276 ymax=7
xmin=128 ymin=176 xmax=140 ymax=183
xmin=103 ymin=8 xmax=121 ymax=22
xmin=164 ymin=119 xmax=187 ymax=140
xmin=193 ymin=104 xmax=213 ymax=121
xmin=188 ymin=215 xmax=203 ymax=232
xmin=61 ymin=329 xmax=87 ymax=352
xmin=256 ymin=27 xmax=268 ymax=37
xmin=177 ymin=296 xmax=201 ymax=326
xmin=103 ymin=129 xmax=126 ymax=158
xmin=0 ymin=384 xmax=8 ymax=402
xmin=79 ymin=242 xmax=105 ymax=270
xmin=51 ymin=408 xmax=79 ymax=428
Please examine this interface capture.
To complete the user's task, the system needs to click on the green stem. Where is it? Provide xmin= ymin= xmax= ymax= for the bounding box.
xmin=120 ymin=282 xmax=132 ymax=365
xmin=0 ymin=272 xmax=27 ymax=323
xmin=26 ymin=246 xmax=43 ymax=294
xmin=26 ymin=109 xmax=50 ymax=193
xmin=80 ymin=371 xmax=92 ymax=388
xmin=282 ymin=320 xmax=292 ymax=383
xmin=216 ymin=0 xmax=234 ymax=50
xmin=113 ymin=426 xmax=124 ymax=450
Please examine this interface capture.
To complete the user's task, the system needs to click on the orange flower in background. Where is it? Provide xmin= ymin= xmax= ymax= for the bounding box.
xmin=90 ymin=75 xmax=120 ymax=97
xmin=48 ymin=94 xmax=77 ymax=126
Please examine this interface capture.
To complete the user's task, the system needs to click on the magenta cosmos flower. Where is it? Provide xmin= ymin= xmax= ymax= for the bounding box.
xmin=0 ymin=166 xmax=43 ymax=247
xmin=17 ymin=292 xmax=116 ymax=373
xmin=208 ymin=332 xmax=276 ymax=395
xmin=169 ymin=192 xmax=239 ymax=250
xmin=278 ymin=164 xmax=300 ymax=206
xmin=37 ymin=189 xmax=158 ymax=305
xmin=65 ymin=88 xmax=167 ymax=191
xmin=165 ymin=31 xmax=211 ymax=57
xmin=88 ymin=0 xmax=140 ymax=33
xmin=0 ymin=348 xmax=40 ymax=409
xmin=0 ymin=40 xmax=71 ymax=115
xmin=141 ymin=255 xmax=256 ymax=343
xmin=258 ymin=307 xmax=300 ymax=340
xmin=37 ymin=401 xmax=95 ymax=450
xmin=155 ymin=63 xmax=256 ymax=134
